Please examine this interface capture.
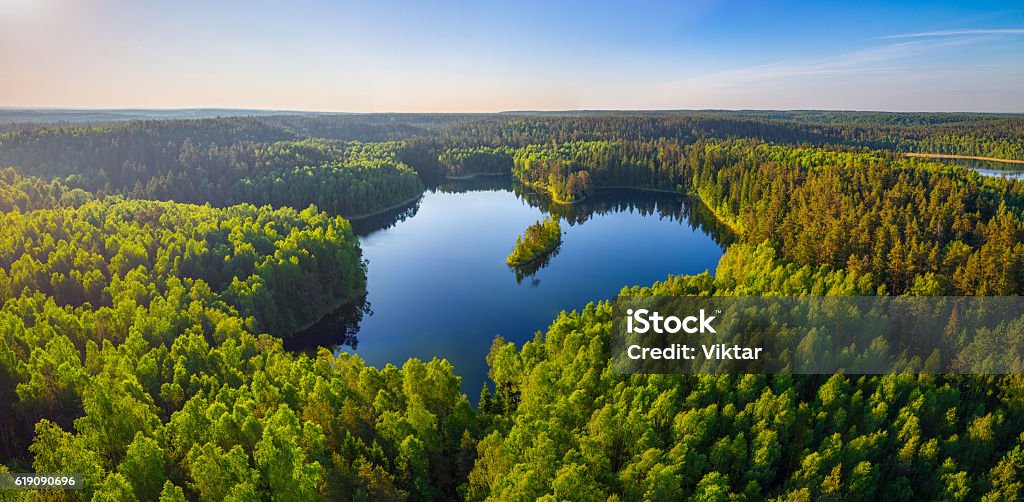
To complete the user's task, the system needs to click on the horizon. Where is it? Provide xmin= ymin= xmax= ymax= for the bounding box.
xmin=3 ymin=106 xmax=1024 ymax=115
xmin=2 ymin=1 xmax=1023 ymax=112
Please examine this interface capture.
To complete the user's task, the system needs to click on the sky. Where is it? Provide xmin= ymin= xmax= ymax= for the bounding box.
xmin=1 ymin=0 xmax=1023 ymax=112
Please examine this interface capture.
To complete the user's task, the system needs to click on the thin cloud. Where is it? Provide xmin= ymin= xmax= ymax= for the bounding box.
xmin=622 ymin=31 xmax=1022 ymax=110
xmin=880 ymin=28 xmax=1024 ymax=39
xmin=663 ymin=36 xmax=982 ymax=89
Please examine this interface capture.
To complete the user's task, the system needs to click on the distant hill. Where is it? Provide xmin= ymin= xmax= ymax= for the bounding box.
xmin=4 ymin=108 xmax=1023 ymax=126
xmin=0 ymin=107 xmax=338 ymax=123
xmin=499 ymin=109 xmax=1024 ymax=126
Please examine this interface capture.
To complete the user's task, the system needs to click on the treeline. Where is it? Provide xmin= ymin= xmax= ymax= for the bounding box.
xmin=227 ymin=141 xmax=423 ymax=216
xmin=722 ymin=110 xmax=1023 ymax=126
xmin=236 ymin=160 xmax=422 ymax=217
xmin=0 ymin=175 xmax=481 ymax=500
xmin=438 ymin=114 xmax=1024 ymax=161
xmin=0 ymin=128 xmax=425 ymax=217
xmin=470 ymin=243 xmax=1024 ymax=500
xmin=904 ymin=135 xmax=1024 ymax=160
xmin=0 ymin=118 xmax=293 ymax=182
xmin=512 ymin=143 xmax=599 ymax=203
xmin=438 ymin=146 xmax=513 ymax=178
xmin=4 ymin=112 xmax=1021 ymax=196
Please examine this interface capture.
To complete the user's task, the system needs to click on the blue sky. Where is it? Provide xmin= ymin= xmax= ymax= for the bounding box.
xmin=1 ymin=0 xmax=1022 ymax=111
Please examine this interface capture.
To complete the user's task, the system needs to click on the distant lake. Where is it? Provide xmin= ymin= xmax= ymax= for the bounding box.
xmin=286 ymin=178 xmax=729 ymax=398
xmin=927 ymin=156 xmax=1024 ymax=180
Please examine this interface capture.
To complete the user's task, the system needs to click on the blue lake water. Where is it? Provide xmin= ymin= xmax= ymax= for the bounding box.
xmin=929 ymin=157 xmax=1024 ymax=180
xmin=288 ymin=179 xmax=728 ymax=397
xmin=971 ymin=167 xmax=1024 ymax=180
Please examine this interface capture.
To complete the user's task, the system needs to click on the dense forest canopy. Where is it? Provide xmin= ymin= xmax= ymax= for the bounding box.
xmin=0 ymin=174 xmax=474 ymax=500
xmin=2 ymin=111 xmax=1024 ymax=500
xmin=438 ymin=146 xmax=514 ymax=178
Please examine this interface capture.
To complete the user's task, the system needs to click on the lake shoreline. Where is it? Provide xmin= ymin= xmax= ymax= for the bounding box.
xmin=596 ymin=185 xmax=683 ymax=196
xmin=905 ymin=153 xmax=1024 ymax=165
xmin=516 ymin=180 xmax=581 ymax=205
xmin=344 ymin=193 xmax=423 ymax=221
xmin=519 ymin=180 xmax=741 ymax=236
xmin=446 ymin=172 xmax=511 ymax=180
xmin=561 ymin=184 xmax=685 ymax=204
xmin=507 ymin=242 xmax=560 ymax=268
xmin=286 ymin=286 xmax=368 ymax=339
xmin=691 ymin=193 xmax=743 ymax=236
xmin=595 ymin=184 xmax=743 ymax=237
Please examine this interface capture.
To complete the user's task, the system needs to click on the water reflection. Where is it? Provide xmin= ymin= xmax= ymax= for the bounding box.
xmin=353 ymin=178 xmax=736 ymax=246
xmin=511 ymin=183 xmax=736 ymax=247
xmin=348 ymin=176 xmax=513 ymax=236
xmin=510 ymin=241 xmax=561 ymax=285
xmin=349 ymin=199 xmax=422 ymax=235
xmin=436 ymin=174 xmax=513 ymax=194
xmin=285 ymin=293 xmax=371 ymax=353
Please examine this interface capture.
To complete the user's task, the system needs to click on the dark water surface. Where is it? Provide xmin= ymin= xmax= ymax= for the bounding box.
xmin=288 ymin=179 xmax=728 ymax=397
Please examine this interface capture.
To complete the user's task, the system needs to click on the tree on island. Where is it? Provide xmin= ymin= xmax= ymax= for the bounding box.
xmin=507 ymin=215 xmax=562 ymax=267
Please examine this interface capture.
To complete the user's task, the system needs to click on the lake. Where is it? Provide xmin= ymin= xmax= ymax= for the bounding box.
xmin=927 ymin=156 xmax=1024 ymax=180
xmin=287 ymin=178 xmax=728 ymax=397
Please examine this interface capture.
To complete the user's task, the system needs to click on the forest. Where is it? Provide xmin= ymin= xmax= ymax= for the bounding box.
xmin=0 ymin=173 xmax=472 ymax=500
xmin=1 ymin=111 xmax=1024 ymax=500
xmin=438 ymin=147 xmax=514 ymax=179
xmin=0 ymin=131 xmax=424 ymax=218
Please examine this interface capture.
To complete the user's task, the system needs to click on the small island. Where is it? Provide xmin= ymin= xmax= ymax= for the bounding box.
xmin=507 ymin=216 xmax=562 ymax=267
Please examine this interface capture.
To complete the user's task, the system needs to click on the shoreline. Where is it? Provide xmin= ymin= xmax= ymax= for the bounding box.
xmin=518 ymin=178 xmax=743 ymax=235
xmin=446 ymin=172 xmax=511 ymax=180
xmin=595 ymin=185 xmax=684 ymax=195
xmin=286 ymin=286 xmax=367 ymax=338
xmin=527 ymin=182 xmax=685 ymax=205
xmin=690 ymin=192 xmax=743 ymax=236
xmin=592 ymin=185 xmax=745 ymax=236
xmin=904 ymin=153 xmax=1024 ymax=165
xmin=518 ymin=180 xmax=583 ymax=205
xmin=344 ymin=192 xmax=423 ymax=221
xmin=507 ymin=240 xmax=561 ymax=268
xmin=507 ymin=248 xmax=557 ymax=268
xmin=552 ymin=197 xmax=583 ymax=205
